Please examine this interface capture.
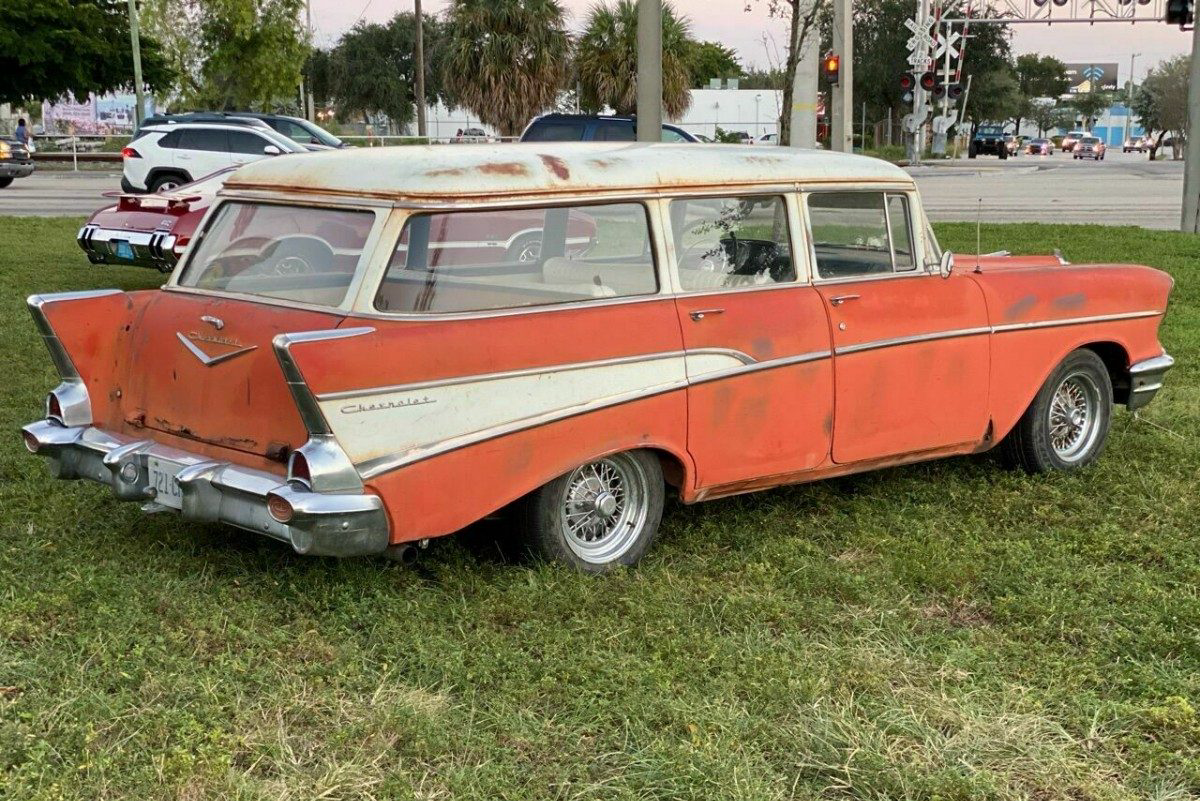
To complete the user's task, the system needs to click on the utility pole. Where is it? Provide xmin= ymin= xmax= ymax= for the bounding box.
xmin=1182 ymin=22 xmax=1200 ymax=232
xmin=636 ymin=0 xmax=663 ymax=143
xmin=1124 ymin=52 xmax=1140 ymax=145
xmin=830 ymin=0 xmax=854 ymax=152
xmin=415 ymin=0 xmax=427 ymax=138
xmin=789 ymin=0 xmax=819 ymax=148
xmin=127 ymin=0 xmax=144 ymax=128
xmin=905 ymin=0 xmax=932 ymax=164
xmin=305 ymin=0 xmax=315 ymax=121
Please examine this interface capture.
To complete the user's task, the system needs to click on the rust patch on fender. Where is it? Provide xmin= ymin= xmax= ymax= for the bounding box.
xmin=539 ymin=154 xmax=570 ymax=180
xmin=478 ymin=162 xmax=529 ymax=177
xmin=423 ymin=167 xmax=467 ymax=178
xmin=1053 ymin=292 xmax=1086 ymax=310
xmin=1004 ymin=294 xmax=1038 ymax=320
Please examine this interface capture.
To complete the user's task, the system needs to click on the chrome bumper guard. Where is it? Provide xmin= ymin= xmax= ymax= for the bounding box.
xmin=21 ymin=420 xmax=390 ymax=557
xmin=1127 ymin=353 xmax=1175 ymax=411
xmin=77 ymin=225 xmax=178 ymax=270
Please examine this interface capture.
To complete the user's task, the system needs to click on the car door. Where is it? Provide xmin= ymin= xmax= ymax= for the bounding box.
xmin=806 ymin=190 xmax=990 ymax=465
xmin=666 ymin=194 xmax=834 ymax=489
xmin=228 ymin=130 xmax=279 ymax=166
xmin=174 ymin=128 xmax=232 ymax=178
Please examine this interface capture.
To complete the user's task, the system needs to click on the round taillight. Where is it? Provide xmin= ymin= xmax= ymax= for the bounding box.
xmin=267 ymin=494 xmax=294 ymax=523
xmin=22 ymin=430 xmax=39 ymax=453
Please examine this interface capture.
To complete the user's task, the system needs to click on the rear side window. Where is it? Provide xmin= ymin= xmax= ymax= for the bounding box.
xmin=593 ymin=121 xmax=635 ymax=142
xmin=154 ymin=130 xmax=179 ymax=148
xmin=177 ymin=128 xmax=229 ymax=152
xmin=808 ymin=192 xmax=917 ymax=279
xmin=179 ymin=202 xmax=376 ymax=306
xmin=375 ymin=203 xmax=657 ymax=314
xmin=661 ymin=127 xmax=690 ymax=142
xmin=522 ymin=121 xmax=586 ymax=141
xmin=228 ymin=131 xmax=272 ymax=154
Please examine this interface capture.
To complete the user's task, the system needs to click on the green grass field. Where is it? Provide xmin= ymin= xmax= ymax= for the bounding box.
xmin=1 ymin=218 xmax=1197 ymax=800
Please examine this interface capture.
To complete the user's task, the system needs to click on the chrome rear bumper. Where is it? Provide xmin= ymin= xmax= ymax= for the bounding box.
xmin=77 ymin=224 xmax=179 ymax=271
xmin=20 ymin=420 xmax=390 ymax=557
xmin=1128 ymin=353 xmax=1175 ymax=411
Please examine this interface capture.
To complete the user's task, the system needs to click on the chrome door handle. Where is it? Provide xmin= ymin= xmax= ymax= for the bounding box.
xmin=689 ymin=308 xmax=725 ymax=321
xmin=829 ymin=294 xmax=861 ymax=306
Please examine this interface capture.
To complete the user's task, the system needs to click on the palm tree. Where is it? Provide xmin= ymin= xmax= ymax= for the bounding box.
xmin=441 ymin=0 xmax=572 ymax=137
xmin=575 ymin=0 xmax=694 ymax=120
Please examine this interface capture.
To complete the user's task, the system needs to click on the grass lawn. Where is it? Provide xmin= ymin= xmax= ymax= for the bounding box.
xmin=1 ymin=218 xmax=1198 ymax=801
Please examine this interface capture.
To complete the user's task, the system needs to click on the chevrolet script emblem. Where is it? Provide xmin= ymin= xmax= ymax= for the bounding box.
xmin=176 ymin=331 xmax=257 ymax=366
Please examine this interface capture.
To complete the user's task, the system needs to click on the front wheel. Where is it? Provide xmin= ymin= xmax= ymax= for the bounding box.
xmin=998 ymin=349 xmax=1113 ymax=473
xmin=521 ymin=450 xmax=665 ymax=572
xmin=0 ymin=177 xmax=13 ymax=188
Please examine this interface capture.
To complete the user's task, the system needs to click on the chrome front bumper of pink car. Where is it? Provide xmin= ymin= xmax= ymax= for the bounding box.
xmin=20 ymin=419 xmax=391 ymax=557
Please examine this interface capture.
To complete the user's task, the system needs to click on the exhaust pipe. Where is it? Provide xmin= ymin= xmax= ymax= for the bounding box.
xmin=385 ymin=543 xmax=420 ymax=566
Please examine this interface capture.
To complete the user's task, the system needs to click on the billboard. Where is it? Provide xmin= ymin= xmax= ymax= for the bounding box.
xmin=42 ymin=92 xmax=154 ymax=134
xmin=1064 ymin=63 xmax=1119 ymax=94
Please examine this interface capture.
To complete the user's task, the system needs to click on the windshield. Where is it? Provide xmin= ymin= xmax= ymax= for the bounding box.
xmin=178 ymin=202 xmax=376 ymax=306
xmin=1081 ymin=137 xmax=1099 ymax=144
xmin=978 ymin=127 xmax=1003 ymax=135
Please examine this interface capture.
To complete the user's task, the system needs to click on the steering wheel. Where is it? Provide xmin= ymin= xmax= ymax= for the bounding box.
xmin=255 ymin=235 xmax=335 ymax=276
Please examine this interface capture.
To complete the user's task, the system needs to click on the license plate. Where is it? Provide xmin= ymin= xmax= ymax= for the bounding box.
xmin=113 ymin=240 xmax=135 ymax=261
xmin=147 ymin=457 xmax=183 ymax=509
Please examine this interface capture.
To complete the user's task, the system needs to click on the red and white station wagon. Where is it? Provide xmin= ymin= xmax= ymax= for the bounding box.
xmin=22 ymin=144 xmax=1175 ymax=571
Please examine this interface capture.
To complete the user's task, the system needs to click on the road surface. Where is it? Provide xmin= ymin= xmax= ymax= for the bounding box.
xmin=0 ymin=151 xmax=1185 ymax=229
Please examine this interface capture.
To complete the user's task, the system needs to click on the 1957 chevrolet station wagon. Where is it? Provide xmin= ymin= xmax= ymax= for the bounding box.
xmin=22 ymin=144 xmax=1175 ymax=571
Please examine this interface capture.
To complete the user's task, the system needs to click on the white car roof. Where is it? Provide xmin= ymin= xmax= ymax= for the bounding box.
xmin=140 ymin=122 xmax=304 ymax=152
xmin=225 ymin=142 xmax=913 ymax=202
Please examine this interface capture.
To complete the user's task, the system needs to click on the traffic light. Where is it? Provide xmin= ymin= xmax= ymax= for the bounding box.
xmin=1166 ymin=0 xmax=1193 ymax=27
xmin=824 ymin=53 xmax=841 ymax=84
xmin=899 ymin=72 xmax=915 ymax=103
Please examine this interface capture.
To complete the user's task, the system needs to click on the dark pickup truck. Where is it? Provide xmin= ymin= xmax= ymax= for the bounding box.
xmin=968 ymin=125 xmax=1008 ymax=160
xmin=0 ymin=137 xmax=34 ymax=187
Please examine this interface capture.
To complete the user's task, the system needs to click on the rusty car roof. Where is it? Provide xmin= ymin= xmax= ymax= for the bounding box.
xmin=222 ymin=142 xmax=913 ymax=202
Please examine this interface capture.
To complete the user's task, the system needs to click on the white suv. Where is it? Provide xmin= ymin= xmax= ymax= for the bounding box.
xmin=122 ymin=122 xmax=305 ymax=193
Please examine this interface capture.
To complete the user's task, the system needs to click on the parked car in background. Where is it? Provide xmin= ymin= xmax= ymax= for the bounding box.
xmin=0 ymin=136 xmax=34 ymax=188
xmin=969 ymin=125 xmax=1009 ymax=159
xmin=78 ymin=168 xmax=232 ymax=271
xmin=1074 ymin=136 xmax=1106 ymax=161
xmin=1061 ymin=131 xmax=1086 ymax=152
xmin=121 ymin=122 xmax=306 ymax=193
xmin=521 ymin=113 xmax=699 ymax=143
xmin=726 ymin=130 xmax=754 ymax=144
xmin=756 ymin=133 xmax=778 ymax=145
xmin=1005 ymin=136 xmax=1026 ymax=156
xmin=141 ymin=112 xmax=345 ymax=150
xmin=453 ymin=128 xmax=493 ymax=143
xmin=1122 ymin=136 xmax=1148 ymax=153
xmin=21 ymin=143 xmax=1175 ymax=572
xmin=1025 ymin=138 xmax=1053 ymax=155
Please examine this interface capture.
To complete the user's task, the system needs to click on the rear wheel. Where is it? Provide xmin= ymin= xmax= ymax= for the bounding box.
xmin=149 ymin=172 xmax=188 ymax=193
xmin=998 ymin=349 xmax=1113 ymax=473
xmin=968 ymin=143 xmax=978 ymax=159
xmin=521 ymin=450 xmax=664 ymax=573
xmin=0 ymin=177 xmax=12 ymax=188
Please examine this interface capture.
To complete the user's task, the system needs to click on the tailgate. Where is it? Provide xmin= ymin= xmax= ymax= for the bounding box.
xmin=120 ymin=291 xmax=346 ymax=458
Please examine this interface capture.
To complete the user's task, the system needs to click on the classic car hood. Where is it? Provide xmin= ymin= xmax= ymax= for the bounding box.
xmin=116 ymin=291 xmax=345 ymax=460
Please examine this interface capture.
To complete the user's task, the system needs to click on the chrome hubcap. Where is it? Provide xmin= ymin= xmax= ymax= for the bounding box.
xmin=559 ymin=454 xmax=650 ymax=564
xmin=1048 ymin=372 xmax=1101 ymax=462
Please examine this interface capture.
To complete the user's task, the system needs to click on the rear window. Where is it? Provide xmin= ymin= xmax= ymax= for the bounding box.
xmin=179 ymin=202 xmax=376 ymax=306
xmin=375 ymin=203 xmax=657 ymax=314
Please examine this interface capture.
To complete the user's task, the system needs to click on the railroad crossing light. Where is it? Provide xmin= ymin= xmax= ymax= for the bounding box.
xmin=824 ymin=53 xmax=841 ymax=84
xmin=899 ymin=73 xmax=916 ymax=92
xmin=1166 ymin=0 xmax=1194 ymax=26
xmin=947 ymin=83 xmax=964 ymax=100
xmin=919 ymin=72 xmax=936 ymax=91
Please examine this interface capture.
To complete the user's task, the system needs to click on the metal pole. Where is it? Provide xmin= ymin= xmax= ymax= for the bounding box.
xmin=636 ymin=0 xmax=663 ymax=143
xmin=861 ymin=101 xmax=866 ymax=150
xmin=789 ymin=0 xmax=819 ymax=148
xmin=952 ymin=72 xmax=972 ymax=160
xmin=127 ymin=0 xmax=144 ymax=128
xmin=1182 ymin=22 xmax=1200 ymax=232
xmin=306 ymin=0 xmax=315 ymax=120
xmin=907 ymin=0 xmax=931 ymax=164
xmin=1125 ymin=52 xmax=1139 ymax=145
xmin=415 ymin=0 xmax=427 ymax=137
xmin=830 ymin=0 xmax=853 ymax=152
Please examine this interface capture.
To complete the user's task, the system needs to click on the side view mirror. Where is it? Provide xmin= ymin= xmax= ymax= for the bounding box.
xmin=263 ymin=144 xmax=282 ymax=156
xmin=938 ymin=250 xmax=955 ymax=278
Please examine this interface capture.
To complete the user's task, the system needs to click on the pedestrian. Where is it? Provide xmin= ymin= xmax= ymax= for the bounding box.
xmin=14 ymin=117 xmax=30 ymax=147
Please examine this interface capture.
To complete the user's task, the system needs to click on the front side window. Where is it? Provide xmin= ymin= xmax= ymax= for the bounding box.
xmin=669 ymin=195 xmax=794 ymax=292
xmin=808 ymin=191 xmax=918 ymax=279
xmin=375 ymin=203 xmax=657 ymax=314
xmin=178 ymin=202 xmax=375 ymax=306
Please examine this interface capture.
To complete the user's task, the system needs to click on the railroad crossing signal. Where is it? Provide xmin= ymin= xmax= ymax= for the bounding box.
xmin=824 ymin=53 xmax=841 ymax=84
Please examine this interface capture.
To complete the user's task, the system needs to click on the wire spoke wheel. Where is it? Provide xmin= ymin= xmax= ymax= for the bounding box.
xmin=1047 ymin=370 xmax=1102 ymax=463
xmin=558 ymin=453 xmax=650 ymax=565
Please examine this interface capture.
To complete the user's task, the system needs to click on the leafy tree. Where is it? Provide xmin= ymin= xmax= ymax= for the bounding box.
xmin=1012 ymin=53 xmax=1068 ymax=133
xmin=441 ymin=0 xmax=571 ymax=136
xmin=686 ymin=41 xmax=742 ymax=89
xmin=141 ymin=0 xmax=308 ymax=111
xmin=739 ymin=68 xmax=786 ymax=90
xmin=1132 ymin=54 xmax=1188 ymax=160
xmin=965 ymin=68 xmax=1021 ymax=131
xmin=1069 ymin=88 xmax=1111 ymax=132
xmin=576 ymin=0 xmax=694 ymax=119
xmin=0 ymin=0 xmax=173 ymax=106
xmin=1028 ymin=98 xmax=1071 ymax=136
xmin=323 ymin=13 xmax=446 ymax=129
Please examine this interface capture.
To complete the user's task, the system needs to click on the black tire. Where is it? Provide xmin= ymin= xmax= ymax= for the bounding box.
xmin=521 ymin=450 xmax=665 ymax=573
xmin=968 ymin=143 xmax=978 ymax=159
xmin=148 ymin=172 xmax=188 ymax=193
xmin=999 ymin=147 xmax=1008 ymax=160
xmin=0 ymin=177 xmax=13 ymax=188
xmin=997 ymin=349 xmax=1113 ymax=473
